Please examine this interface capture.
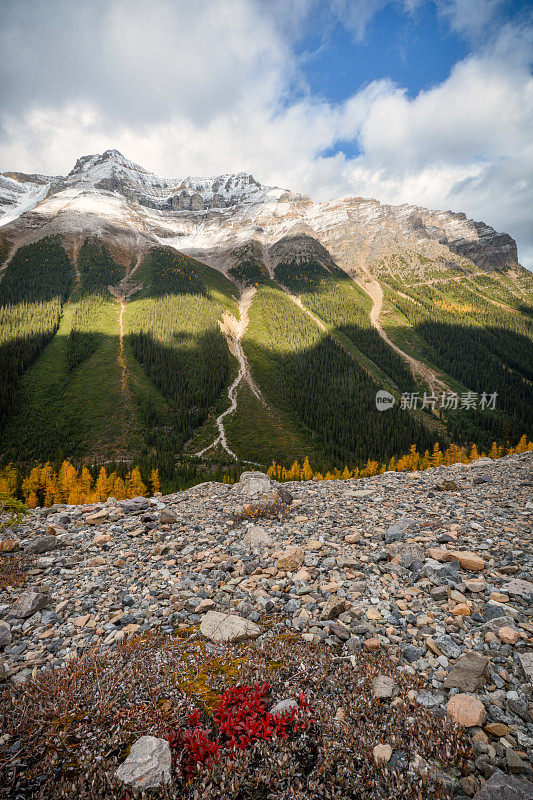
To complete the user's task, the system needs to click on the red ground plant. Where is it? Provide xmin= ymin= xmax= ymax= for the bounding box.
xmin=168 ymin=682 xmax=314 ymax=778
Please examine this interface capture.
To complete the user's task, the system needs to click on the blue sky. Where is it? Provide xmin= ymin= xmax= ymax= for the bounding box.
xmin=0 ymin=0 xmax=532 ymax=264
xmin=299 ymin=3 xmax=468 ymax=106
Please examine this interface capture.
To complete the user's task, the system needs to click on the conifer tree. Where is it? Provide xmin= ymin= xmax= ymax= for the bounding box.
xmin=150 ymin=469 xmax=161 ymax=494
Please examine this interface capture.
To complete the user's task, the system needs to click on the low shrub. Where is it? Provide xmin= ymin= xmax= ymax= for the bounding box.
xmin=0 ymin=628 xmax=472 ymax=799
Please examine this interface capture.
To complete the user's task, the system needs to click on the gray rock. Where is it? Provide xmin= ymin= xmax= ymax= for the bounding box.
xmin=10 ymin=589 xmax=48 ymax=619
xmin=421 ymin=559 xmax=460 ymax=586
xmin=115 ymin=736 xmax=171 ymax=789
xmin=473 ymin=770 xmax=533 ymax=799
xmin=435 ymin=634 xmax=462 ymax=660
xmin=502 ymin=579 xmax=533 ymax=602
xmin=337 ymin=554 xmax=358 ymax=568
xmin=0 ymin=621 xmax=11 ymax=649
xmin=320 ymin=597 xmax=346 ymax=621
xmin=403 ymin=645 xmax=424 ymax=663
xmin=506 ymin=748 xmax=528 ymax=775
xmin=443 ymin=651 xmax=489 ymax=691
xmin=24 ymin=535 xmax=62 ymax=555
xmin=243 ymin=526 xmax=273 ymax=549
xmin=416 ymin=691 xmax=445 ymax=709
xmin=517 ymin=651 xmax=533 ymax=697
xmin=388 ymin=542 xmax=425 ymax=561
xmin=236 ymin=471 xmax=275 ymax=496
xmin=119 ymin=497 xmax=149 ymax=514
xmin=483 ymin=603 xmax=513 ymax=623
xmin=385 ymin=516 xmax=418 ymax=542
xmin=159 ymin=508 xmax=177 ymax=524
xmin=270 ymin=698 xmax=298 ymax=715
xmin=371 ymin=674 xmax=399 ymax=699
xmin=200 ymin=611 xmax=260 ymax=643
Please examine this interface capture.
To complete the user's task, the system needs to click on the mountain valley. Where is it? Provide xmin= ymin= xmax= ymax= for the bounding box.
xmin=1 ymin=149 xmax=532 ymax=490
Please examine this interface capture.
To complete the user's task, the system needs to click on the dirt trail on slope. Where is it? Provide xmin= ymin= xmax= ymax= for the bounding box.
xmin=196 ymin=287 xmax=265 ymax=460
xmin=353 ymin=269 xmax=450 ymax=394
xmin=279 ymin=285 xmax=327 ymax=333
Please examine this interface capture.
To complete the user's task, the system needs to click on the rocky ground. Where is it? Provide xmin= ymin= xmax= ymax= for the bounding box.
xmin=0 ymin=453 xmax=532 ymax=797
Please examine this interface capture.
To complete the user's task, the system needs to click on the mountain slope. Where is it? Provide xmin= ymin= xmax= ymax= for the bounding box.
xmin=0 ymin=150 xmax=531 ymax=484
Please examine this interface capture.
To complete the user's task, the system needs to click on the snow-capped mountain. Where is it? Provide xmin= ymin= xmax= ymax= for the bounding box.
xmin=0 ymin=149 xmax=520 ymax=274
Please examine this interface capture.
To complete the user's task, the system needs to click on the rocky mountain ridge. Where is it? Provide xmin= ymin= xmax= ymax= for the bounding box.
xmin=0 ymin=150 xmax=521 ymax=275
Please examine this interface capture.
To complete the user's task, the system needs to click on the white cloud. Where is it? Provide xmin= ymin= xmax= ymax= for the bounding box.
xmin=437 ymin=0 xmax=507 ymax=41
xmin=0 ymin=0 xmax=532 ymax=266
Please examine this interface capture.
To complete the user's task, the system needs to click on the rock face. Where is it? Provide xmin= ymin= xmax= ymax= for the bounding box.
xmin=200 ymin=611 xmax=261 ymax=643
xmin=115 ymin=736 xmax=171 ymax=789
xmin=473 ymin=770 xmax=533 ymax=799
xmin=0 ymin=149 xmax=523 ymax=307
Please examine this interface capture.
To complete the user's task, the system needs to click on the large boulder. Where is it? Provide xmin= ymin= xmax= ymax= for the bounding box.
xmin=159 ymin=508 xmax=177 ymax=524
xmin=320 ymin=596 xmax=346 ymax=621
xmin=473 ymin=770 xmax=533 ymax=800
xmin=236 ymin=471 xmax=275 ymax=496
xmin=115 ymin=736 xmax=171 ymax=789
xmin=236 ymin=472 xmax=292 ymax=503
xmin=118 ymin=497 xmax=149 ymax=514
xmin=446 ymin=694 xmax=486 ymax=727
xmin=443 ymin=651 xmax=489 ymax=691
xmin=24 ymin=535 xmax=62 ymax=555
xmin=421 ymin=559 xmax=460 ymax=587
xmin=200 ymin=611 xmax=260 ymax=643
xmin=10 ymin=589 xmax=48 ymax=619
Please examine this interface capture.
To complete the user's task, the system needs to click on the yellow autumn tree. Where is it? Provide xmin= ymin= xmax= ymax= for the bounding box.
xmin=94 ymin=467 xmax=109 ymax=502
xmin=469 ymin=443 xmax=481 ymax=462
xmin=150 ymin=469 xmax=161 ymax=494
xmin=430 ymin=443 xmax=444 ymax=467
xmin=26 ymin=490 xmax=39 ymax=509
xmin=0 ymin=464 xmax=18 ymax=497
xmin=302 ymin=457 xmax=313 ymax=481
xmin=112 ymin=476 xmax=127 ymax=500
xmin=22 ymin=466 xmax=43 ymax=504
xmin=80 ymin=466 xmax=93 ymax=500
xmin=126 ymin=467 xmax=147 ymax=498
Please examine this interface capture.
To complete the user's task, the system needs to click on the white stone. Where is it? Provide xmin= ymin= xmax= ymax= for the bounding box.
xmin=200 ymin=611 xmax=261 ymax=643
xmin=115 ymin=736 xmax=171 ymax=789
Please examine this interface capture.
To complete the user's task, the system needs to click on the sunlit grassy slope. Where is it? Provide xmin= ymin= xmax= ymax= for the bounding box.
xmin=0 ymin=232 xmax=531 ymax=481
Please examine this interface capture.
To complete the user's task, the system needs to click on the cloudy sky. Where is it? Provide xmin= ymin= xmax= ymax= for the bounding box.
xmin=1 ymin=0 xmax=532 ymax=265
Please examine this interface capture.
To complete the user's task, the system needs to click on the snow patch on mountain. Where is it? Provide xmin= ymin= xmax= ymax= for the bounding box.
xmin=0 ymin=175 xmax=51 ymax=229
